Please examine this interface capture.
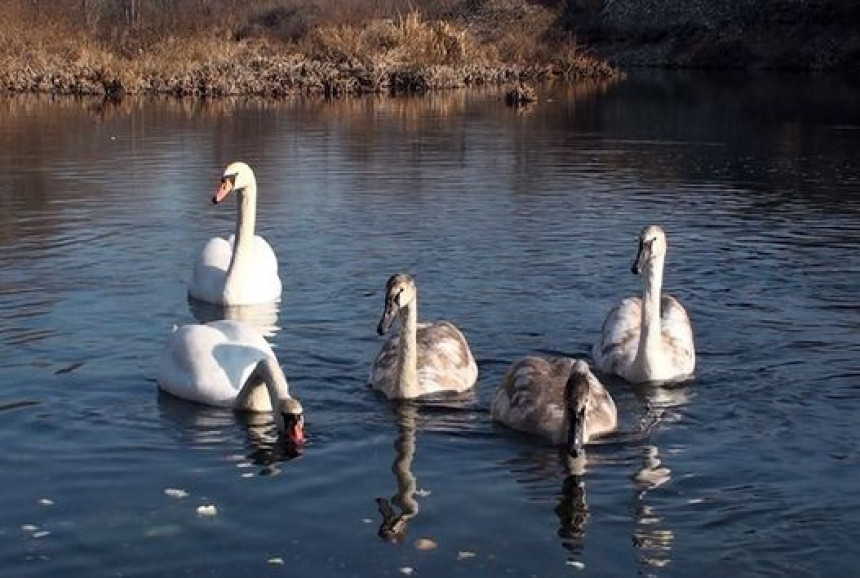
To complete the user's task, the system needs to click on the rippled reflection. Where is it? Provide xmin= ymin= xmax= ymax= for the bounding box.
xmin=188 ymin=297 xmax=281 ymax=339
xmin=632 ymin=444 xmax=675 ymax=572
xmin=155 ymin=391 xmax=300 ymax=475
xmin=376 ymin=402 xmax=420 ymax=543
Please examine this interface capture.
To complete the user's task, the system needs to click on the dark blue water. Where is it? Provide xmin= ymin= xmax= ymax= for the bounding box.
xmin=1 ymin=73 xmax=859 ymax=577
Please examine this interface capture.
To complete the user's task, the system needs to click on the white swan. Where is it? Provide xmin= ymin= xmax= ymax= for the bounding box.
xmin=491 ymin=358 xmax=617 ymax=457
xmin=188 ymin=162 xmax=282 ymax=306
xmin=592 ymin=225 xmax=695 ymax=384
xmin=370 ymin=273 xmax=478 ymax=399
xmin=156 ymin=319 xmax=304 ymax=444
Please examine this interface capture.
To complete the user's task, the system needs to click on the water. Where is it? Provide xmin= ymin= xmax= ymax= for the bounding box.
xmin=0 ymin=72 xmax=858 ymax=577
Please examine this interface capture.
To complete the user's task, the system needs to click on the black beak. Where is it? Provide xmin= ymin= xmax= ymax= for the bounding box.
xmin=567 ymin=407 xmax=586 ymax=458
xmin=567 ymin=408 xmax=585 ymax=458
xmin=631 ymin=240 xmax=648 ymax=275
xmin=377 ymin=298 xmax=398 ymax=336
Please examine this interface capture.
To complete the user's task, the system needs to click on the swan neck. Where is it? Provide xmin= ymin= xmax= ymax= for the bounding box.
xmin=227 ymin=184 xmax=257 ymax=277
xmin=635 ymin=255 xmax=665 ymax=377
xmin=258 ymin=357 xmax=291 ymax=430
xmin=395 ymin=301 xmax=419 ymax=399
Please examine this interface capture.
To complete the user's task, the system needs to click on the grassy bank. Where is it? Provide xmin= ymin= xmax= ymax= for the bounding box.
xmin=0 ymin=0 xmax=619 ymax=98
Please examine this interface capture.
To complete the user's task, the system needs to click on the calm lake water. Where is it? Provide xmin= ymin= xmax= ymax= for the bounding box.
xmin=1 ymin=72 xmax=859 ymax=577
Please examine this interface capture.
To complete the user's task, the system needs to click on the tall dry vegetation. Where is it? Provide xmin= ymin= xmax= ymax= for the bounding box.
xmin=0 ymin=0 xmax=617 ymax=97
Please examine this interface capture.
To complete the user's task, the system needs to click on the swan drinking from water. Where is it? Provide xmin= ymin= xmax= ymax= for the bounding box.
xmin=188 ymin=162 xmax=282 ymax=306
xmin=370 ymin=273 xmax=478 ymax=400
xmin=592 ymin=225 xmax=695 ymax=384
xmin=491 ymin=358 xmax=617 ymax=457
xmin=156 ymin=319 xmax=304 ymax=445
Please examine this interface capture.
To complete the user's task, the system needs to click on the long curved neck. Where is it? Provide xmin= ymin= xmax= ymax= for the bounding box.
xmin=225 ymin=184 xmax=257 ymax=282
xmin=395 ymin=300 xmax=420 ymax=399
xmin=634 ymin=255 xmax=665 ymax=379
xmin=235 ymin=357 xmax=291 ymax=425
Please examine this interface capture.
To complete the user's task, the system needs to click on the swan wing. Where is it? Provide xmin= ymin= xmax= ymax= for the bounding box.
xmin=415 ymin=321 xmax=478 ymax=394
xmin=157 ymin=320 xmax=274 ymax=407
xmin=491 ymin=356 xmax=572 ymax=443
xmin=660 ymin=294 xmax=696 ymax=375
xmin=592 ymin=297 xmax=641 ymax=375
xmin=188 ymin=237 xmax=232 ymax=303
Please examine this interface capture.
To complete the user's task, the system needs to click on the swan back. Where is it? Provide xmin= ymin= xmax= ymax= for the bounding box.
xmin=157 ymin=320 xmax=276 ymax=408
xmin=492 ymin=357 xmax=617 ymax=446
xmin=371 ymin=321 xmax=478 ymax=398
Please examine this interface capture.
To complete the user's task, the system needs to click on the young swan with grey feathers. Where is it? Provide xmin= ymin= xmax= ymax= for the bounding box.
xmin=491 ymin=358 xmax=617 ymax=457
xmin=592 ymin=225 xmax=696 ymax=384
xmin=370 ymin=274 xmax=478 ymax=400
xmin=188 ymin=162 xmax=282 ymax=306
xmin=157 ymin=319 xmax=305 ymax=445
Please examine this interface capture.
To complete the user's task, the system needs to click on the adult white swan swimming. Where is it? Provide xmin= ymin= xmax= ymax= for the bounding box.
xmin=370 ymin=273 xmax=478 ymax=399
xmin=156 ymin=319 xmax=304 ymax=445
xmin=188 ymin=162 xmax=282 ymax=306
xmin=592 ymin=225 xmax=696 ymax=384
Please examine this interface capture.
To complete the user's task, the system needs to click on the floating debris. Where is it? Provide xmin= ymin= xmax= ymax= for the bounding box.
xmin=21 ymin=524 xmax=39 ymax=532
xmin=267 ymin=557 xmax=285 ymax=566
xmin=241 ymin=472 xmax=255 ymax=478
xmin=415 ymin=538 xmax=437 ymax=551
xmin=164 ymin=488 xmax=189 ymax=499
xmin=361 ymin=518 xmax=374 ymax=524
xmin=399 ymin=567 xmax=415 ymax=576
xmin=38 ymin=498 xmax=55 ymax=506
xmin=457 ymin=551 xmax=476 ymax=561
xmin=32 ymin=530 xmax=51 ymax=539
xmin=566 ymin=560 xmax=585 ymax=570
xmin=197 ymin=504 xmax=218 ymax=517
xmin=687 ymin=497 xmax=705 ymax=504
xmin=415 ymin=488 xmax=431 ymax=498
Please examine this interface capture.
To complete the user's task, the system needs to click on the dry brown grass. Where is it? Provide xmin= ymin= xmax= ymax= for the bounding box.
xmin=0 ymin=0 xmax=620 ymax=97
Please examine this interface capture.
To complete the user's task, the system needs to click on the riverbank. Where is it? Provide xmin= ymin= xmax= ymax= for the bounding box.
xmin=566 ymin=0 xmax=860 ymax=71
xmin=0 ymin=0 xmax=619 ymax=98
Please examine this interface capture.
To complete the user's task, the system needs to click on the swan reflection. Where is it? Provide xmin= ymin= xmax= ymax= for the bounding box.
xmin=156 ymin=391 xmax=301 ymax=475
xmin=188 ymin=296 xmax=281 ymax=339
xmin=376 ymin=402 xmax=421 ymax=543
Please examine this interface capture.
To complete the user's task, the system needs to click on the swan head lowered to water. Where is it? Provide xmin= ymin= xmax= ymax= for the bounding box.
xmin=631 ymin=224 xmax=668 ymax=275
xmin=213 ymin=161 xmax=256 ymax=204
xmin=377 ymin=273 xmax=417 ymax=336
xmin=277 ymin=398 xmax=305 ymax=446
xmin=565 ymin=360 xmax=601 ymax=458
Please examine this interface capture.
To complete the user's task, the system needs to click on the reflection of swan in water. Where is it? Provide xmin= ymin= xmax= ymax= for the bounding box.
xmin=376 ymin=402 xmax=420 ymax=543
xmin=631 ymin=444 xmax=675 ymax=571
xmin=593 ymin=225 xmax=696 ymax=384
xmin=500 ymin=447 xmax=597 ymax=564
xmin=155 ymin=391 xmax=302 ymax=475
xmin=188 ymin=296 xmax=281 ymax=339
xmin=188 ymin=161 xmax=282 ymax=306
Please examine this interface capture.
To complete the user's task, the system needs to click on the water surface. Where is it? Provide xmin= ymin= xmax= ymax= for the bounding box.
xmin=1 ymin=73 xmax=859 ymax=577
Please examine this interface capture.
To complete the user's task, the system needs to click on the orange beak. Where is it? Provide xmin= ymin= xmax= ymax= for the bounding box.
xmin=289 ymin=422 xmax=305 ymax=446
xmin=212 ymin=179 xmax=233 ymax=204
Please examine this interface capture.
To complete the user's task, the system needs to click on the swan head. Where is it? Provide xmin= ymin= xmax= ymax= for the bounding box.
xmin=565 ymin=360 xmax=593 ymax=458
xmin=376 ymin=273 xmax=417 ymax=336
xmin=278 ymin=398 xmax=305 ymax=446
xmin=213 ymin=161 xmax=256 ymax=204
xmin=631 ymin=225 xmax=667 ymax=275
